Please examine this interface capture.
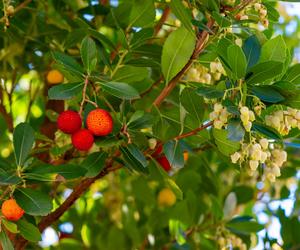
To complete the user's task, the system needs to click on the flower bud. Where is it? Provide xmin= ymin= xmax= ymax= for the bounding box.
xmin=231 ymin=152 xmax=241 ymax=164
xmin=249 ymin=160 xmax=259 ymax=171
xmin=259 ymin=138 xmax=269 ymax=150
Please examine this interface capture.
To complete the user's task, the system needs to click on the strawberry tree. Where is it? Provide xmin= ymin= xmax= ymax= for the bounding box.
xmin=0 ymin=0 xmax=300 ymax=249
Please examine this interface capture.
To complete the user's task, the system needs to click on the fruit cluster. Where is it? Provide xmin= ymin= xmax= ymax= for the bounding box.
xmin=57 ymin=109 xmax=113 ymax=151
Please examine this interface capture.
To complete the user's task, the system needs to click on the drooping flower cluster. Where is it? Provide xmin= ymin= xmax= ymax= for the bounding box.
xmin=186 ymin=60 xmax=226 ymax=84
xmin=217 ymin=233 xmax=247 ymax=250
xmin=237 ymin=1 xmax=269 ymax=28
xmin=265 ymin=108 xmax=300 ymax=135
xmin=240 ymin=106 xmax=256 ymax=132
xmin=230 ymin=138 xmax=287 ymax=182
xmin=209 ymin=103 xmax=231 ymax=129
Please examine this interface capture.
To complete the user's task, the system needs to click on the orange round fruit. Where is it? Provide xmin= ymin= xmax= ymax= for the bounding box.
xmin=72 ymin=129 xmax=94 ymax=151
xmin=86 ymin=109 xmax=113 ymax=136
xmin=1 ymin=198 xmax=24 ymax=221
xmin=57 ymin=110 xmax=82 ymax=134
xmin=157 ymin=188 xmax=176 ymax=207
xmin=183 ymin=151 xmax=189 ymax=162
xmin=47 ymin=69 xmax=64 ymax=84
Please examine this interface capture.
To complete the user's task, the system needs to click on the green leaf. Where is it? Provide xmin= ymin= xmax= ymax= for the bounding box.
xmin=163 ymin=140 xmax=184 ymax=169
xmin=48 ymin=82 xmax=84 ymax=100
xmin=243 ymin=35 xmax=261 ymax=69
xmin=81 ymin=152 xmax=108 ymax=177
xmin=52 ymin=51 xmax=84 ymax=78
xmin=14 ymin=188 xmax=53 ymax=216
xmin=127 ymin=112 xmax=154 ymax=130
xmin=252 ymin=122 xmax=281 ymax=140
xmin=130 ymin=28 xmax=154 ymax=48
xmin=162 ymin=27 xmax=196 ymax=83
xmin=213 ymin=128 xmax=240 ymax=156
xmin=13 ymin=123 xmax=35 ymax=167
xmin=283 ymin=64 xmax=300 ymax=84
xmin=113 ymin=65 xmax=149 ymax=83
xmin=196 ymin=85 xmax=224 ymax=99
xmin=247 ymin=61 xmax=283 ymax=85
xmin=251 ymin=86 xmax=285 ymax=103
xmin=0 ymin=230 xmax=14 ymax=250
xmin=2 ymin=219 xmax=18 ymax=233
xmin=227 ymin=217 xmax=264 ymax=234
xmin=0 ymin=171 xmax=22 ymax=185
xmin=263 ymin=2 xmax=280 ymax=22
xmin=129 ymin=0 xmax=155 ymax=28
xmin=81 ymin=36 xmax=97 ymax=74
xmin=98 ymin=81 xmax=140 ymax=100
xmin=259 ymin=35 xmax=287 ymax=63
xmin=227 ymin=120 xmax=245 ymax=142
xmin=180 ymin=88 xmax=204 ymax=126
xmin=227 ymin=44 xmax=247 ymax=79
xmin=120 ymin=144 xmax=149 ymax=174
xmin=88 ymin=28 xmax=116 ymax=52
xmin=17 ymin=220 xmax=41 ymax=242
xmin=170 ymin=0 xmax=194 ymax=33
xmin=29 ymin=164 xmax=87 ymax=180
xmin=212 ymin=11 xmax=231 ymax=27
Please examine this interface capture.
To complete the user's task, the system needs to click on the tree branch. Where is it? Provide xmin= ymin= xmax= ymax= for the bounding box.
xmin=174 ymin=121 xmax=213 ymax=140
xmin=154 ymin=6 xmax=171 ymax=36
xmin=152 ymin=18 xmax=215 ymax=108
xmin=14 ymin=158 xmax=115 ymax=249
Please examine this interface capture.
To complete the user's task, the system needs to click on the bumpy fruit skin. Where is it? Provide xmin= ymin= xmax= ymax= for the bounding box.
xmin=47 ymin=69 xmax=64 ymax=84
xmin=57 ymin=110 xmax=82 ymax=134
xmin=72 ymin=129 xmax=94 ymax=151
xmin=86 ymin=109 xmax=113 ymax=136
xmin=157 ymin=188 xmax=176 ymax=207
xmin=183 ymin=151 xmax=189 ymax=162
xmin=156 ymin=156 xmax=172 ymax=172
xmin=1 ymin=199 xmax=24 ymax=221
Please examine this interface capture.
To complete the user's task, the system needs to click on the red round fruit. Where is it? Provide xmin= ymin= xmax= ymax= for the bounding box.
xmin=57 ymin=110 xmax=82 ymax=134
xmin=72 ymin=129 xmax=94 ymax=151
xmin=86 ymin=109 xmax=113 ymax=136
xmin=157 ymin=156 xmax=172 ymax=172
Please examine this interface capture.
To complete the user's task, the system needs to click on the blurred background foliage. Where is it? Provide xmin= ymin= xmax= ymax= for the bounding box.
xmin=0 ymin=0 xmax=300 ymax=250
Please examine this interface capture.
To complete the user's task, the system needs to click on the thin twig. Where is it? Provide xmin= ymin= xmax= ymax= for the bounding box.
xmin=154 ymin=6 xmax=171 ymax=36
xmin=79 ymin=76 xmax=89 ymax=117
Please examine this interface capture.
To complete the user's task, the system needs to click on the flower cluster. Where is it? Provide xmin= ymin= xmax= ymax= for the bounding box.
xmin=209 ymin=103 xmax=230 ymax=129
xmin=217 ymin=233 xmax=247 ymax=250
xmin=265 ymin=108 xmax=300 ymax=135
xmin=240 ymin=106 xmax=256 ymax=132
xmin=237 ymin=1 xmax=269 ymax=28
xmin=186 ymin=60 xmax=226 ymax=84
xmin=230 ymin=138 xmax=287 ymax=182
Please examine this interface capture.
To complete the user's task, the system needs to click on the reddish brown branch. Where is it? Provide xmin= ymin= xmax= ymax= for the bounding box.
xmin=152 ymin=19 xmax=215 ymax=108
xmin=154 ymin=6 xmax=171 ymax=36
xmin=14 ymin=162 xmax=113 ymax=249
xmin=174 ymin=121 xmax=213 ymax=140
xmin=0 ymin=88 xmax=13 ymax=132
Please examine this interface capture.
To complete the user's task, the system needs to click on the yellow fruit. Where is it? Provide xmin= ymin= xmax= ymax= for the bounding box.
xmin=47 ymin=69 xmax=64 ymax=84
xmin=157 ymin=188 xmax=176 ymax=207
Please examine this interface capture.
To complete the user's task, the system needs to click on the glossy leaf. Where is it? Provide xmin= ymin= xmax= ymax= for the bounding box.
xmin=99 ymin=81 xmax=140 ymax=100
xmin=17 ymin=220 xmax=41 ymax=242
xmin=13 ymin=123 xmax=35 ymax=167
xmin=163 ymin=140 xmax=184 ymax=169
xmin=81 ymin=152 xmax=108 ymax=177
xmin=14 ymin=188 xmax=53 ymax=216
xmin=213 ymin=129 xmax=240 ymax=156
xmin=81 ymin=36 xmax=97 ymax=74
xmin=162 ymin=27 xmax=196 ymax=83
xmin=48 ymin=82 xmax=84 ymax=100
